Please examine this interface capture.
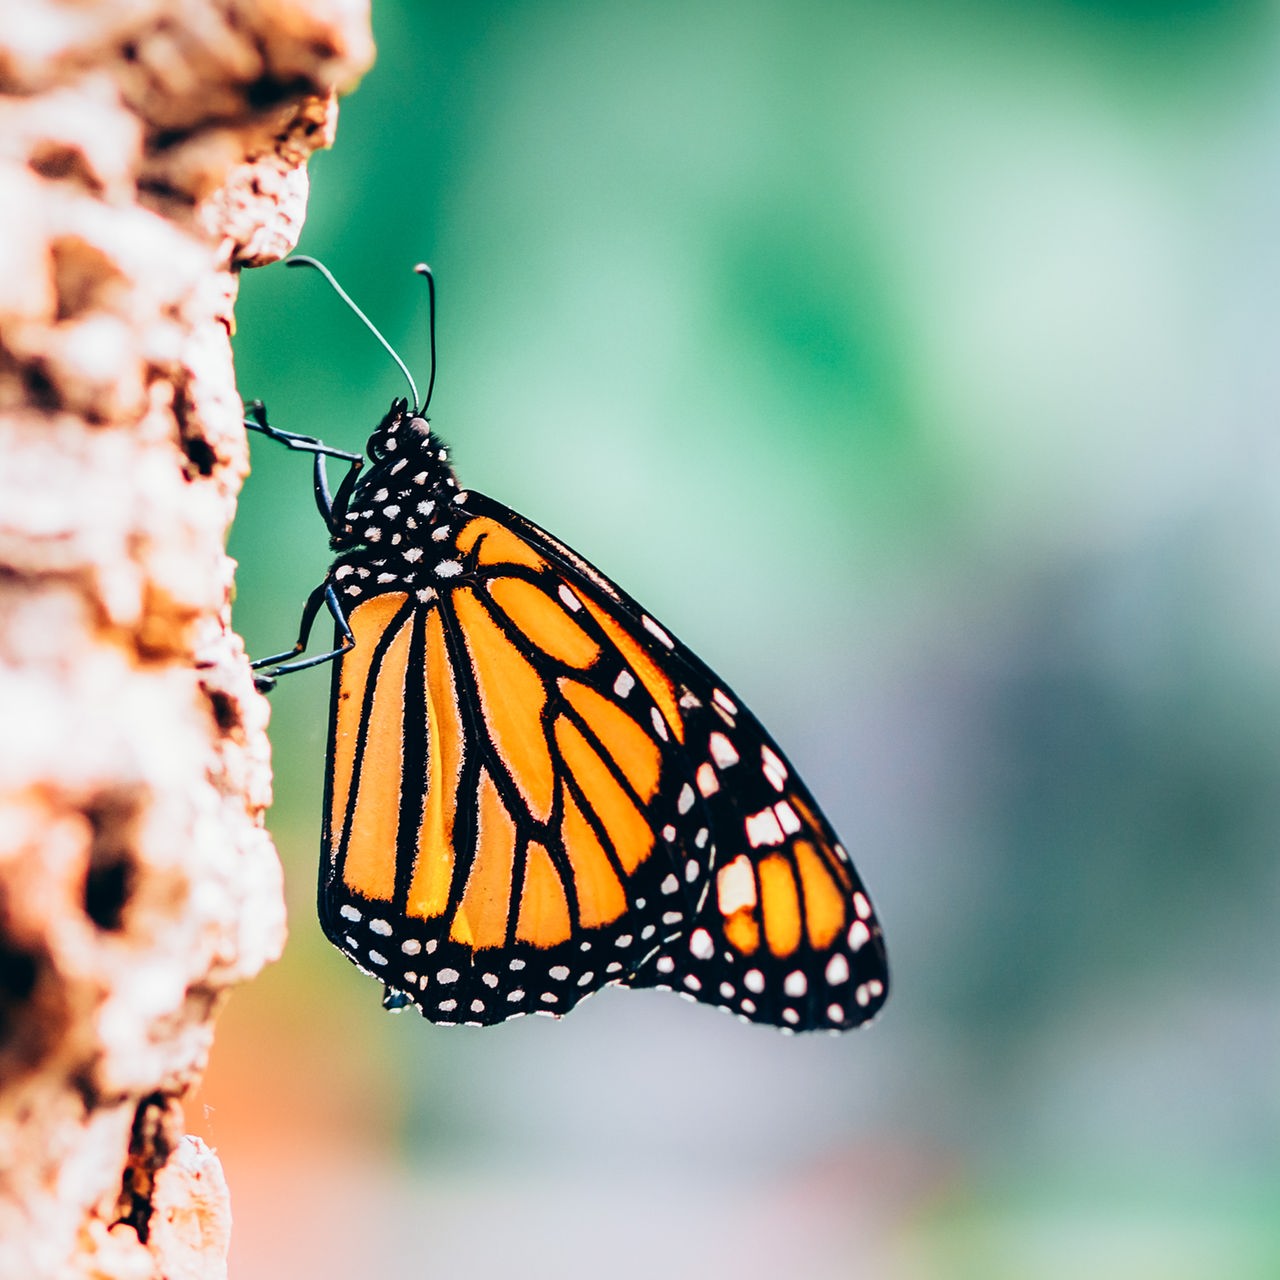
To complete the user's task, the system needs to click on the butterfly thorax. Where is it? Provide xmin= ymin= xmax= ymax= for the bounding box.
xmin=329 ymin=399 xmax=465 ymax=592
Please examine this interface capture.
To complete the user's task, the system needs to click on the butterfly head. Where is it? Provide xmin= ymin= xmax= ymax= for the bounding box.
xmin=333 ymin=398 xmax=460 ymax=554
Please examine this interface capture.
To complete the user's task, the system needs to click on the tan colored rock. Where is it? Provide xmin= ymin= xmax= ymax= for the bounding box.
xmin=0 ymin=2 xmax=373 ymax=1276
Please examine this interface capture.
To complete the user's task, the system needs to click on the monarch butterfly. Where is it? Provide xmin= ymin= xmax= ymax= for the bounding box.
xmin=248 ymin=258 xmax=888 ymax=1033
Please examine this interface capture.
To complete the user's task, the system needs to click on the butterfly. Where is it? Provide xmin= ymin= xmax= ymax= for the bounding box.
xmin=248 ymin=258 xmax=888 ymax=1033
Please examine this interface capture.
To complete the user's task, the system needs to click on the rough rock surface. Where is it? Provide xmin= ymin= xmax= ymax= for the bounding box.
xmin=0 ymin=3 xmax=372 ymax=1276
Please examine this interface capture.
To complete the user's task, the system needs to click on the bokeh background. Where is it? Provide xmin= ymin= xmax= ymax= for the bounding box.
xmin=208 ymin=2 xmax=1280 ymax=1276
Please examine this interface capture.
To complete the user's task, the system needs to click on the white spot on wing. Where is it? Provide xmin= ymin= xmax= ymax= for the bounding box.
xmin=745 ymin=807 xmax=785 ymax=847
xmin=614 ymin=670 xmax=635 ymax=698
xmin=716 ymin=855 xmax=757 ymax=915
xmin=825 ymin=954 xmax=850 ymax=984
xmin=784 ymin=971 xmax=807 ymax=998
xmin=696 ymin=763 xmax=719 ymax=796
xmin=709 ymin=732 xmax=739 ymax=768
xmin=774 ymin=800 xmax=801 ymax=835
xmin=558 ymin=583 xmax=582 ymax=611
xmin=689 ymin=928 xmax=714 ymax=960
xmin=434 ymin=560 xmax=462 ymax=577
xmin=642 ymin=615 xmax=674 ymax=648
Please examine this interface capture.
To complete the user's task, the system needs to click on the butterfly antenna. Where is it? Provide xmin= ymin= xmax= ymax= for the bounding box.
xmin=414 ymin=263 xmax=437 ymax=413
xmin=286 ymin=255 xmax=420 ymax=412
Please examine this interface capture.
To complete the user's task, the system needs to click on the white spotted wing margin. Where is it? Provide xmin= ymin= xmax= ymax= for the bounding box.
xmin=459 ymin=490 xmax=890 ymax=1033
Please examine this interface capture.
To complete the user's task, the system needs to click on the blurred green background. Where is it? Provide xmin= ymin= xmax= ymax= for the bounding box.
xmin=213 ymin=1 xmax=1280 ymax=1276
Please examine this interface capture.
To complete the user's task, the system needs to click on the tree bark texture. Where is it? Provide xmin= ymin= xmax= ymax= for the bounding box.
xmin=0 ymin=3 xmax=373 ymax=1276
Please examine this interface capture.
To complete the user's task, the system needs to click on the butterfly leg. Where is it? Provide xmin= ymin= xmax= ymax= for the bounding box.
xmin=250 ymin=582 xmax=354 ymax=691
xmin=244 ymin=400 xmax=363 ymax=533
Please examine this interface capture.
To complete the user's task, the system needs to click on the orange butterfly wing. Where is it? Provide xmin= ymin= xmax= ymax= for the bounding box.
xmin=319 ymin=472 xmax=888 ymax=1031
